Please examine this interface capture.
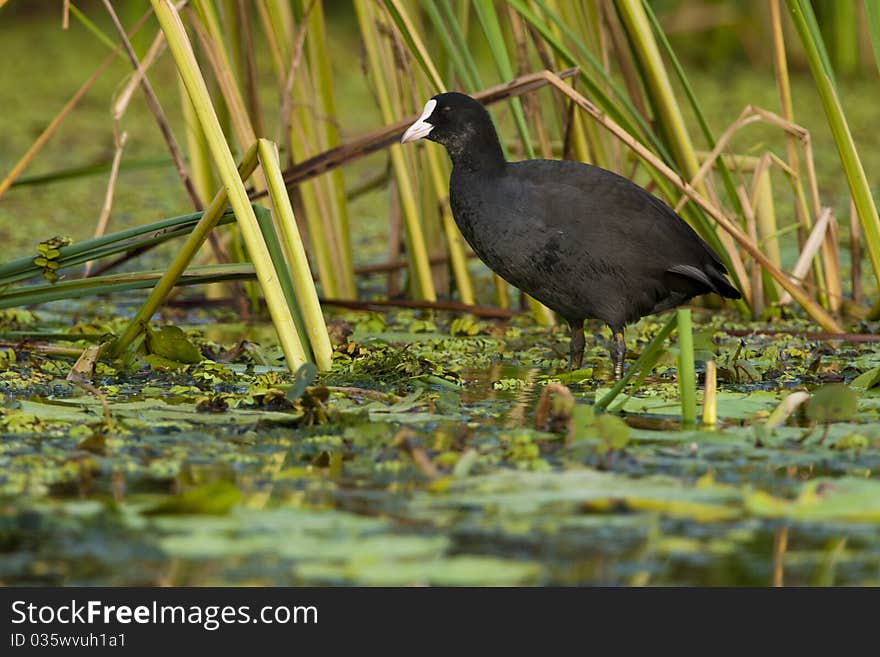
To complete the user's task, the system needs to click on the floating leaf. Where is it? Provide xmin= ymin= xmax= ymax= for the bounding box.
xmin=452 ymin=449 xmax=479 ymax=479
xmin=570 ymin=404 xmax=596 ymax=440
xmin=297 ymin=556 xmax=541 ymax=586
xmin=850 ymin=366 xmax=880 ymax=390
xmin=622 ymin=497 xmax=740 ymax=522
xmin=450 ymin=316 xmax=483 ymax=336
xmin=144 ymin=325 xmax=202 ymax=364
xmin=807 ymin=384 xmax=859 ymax=424
xmin=76 ymin=431 xmax=107 ymax=455
xmin=764 ymin=391 xmax=810 ymax=428
xmin=833 ymin=433 xmax=869 ymax=450
xmin=595 ymin=414 xmax=630 ymax=453
xmin=145 ymin=481 xmax=241 ymax=516
xmin=746 ymin=478 xmax=880 ymax=522
xmin=286 ymin=362 xmax=317 ymax=401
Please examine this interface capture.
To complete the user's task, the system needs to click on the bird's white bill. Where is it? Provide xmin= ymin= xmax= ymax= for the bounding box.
xmin=400 ymin=99 xmax=437 ymax=143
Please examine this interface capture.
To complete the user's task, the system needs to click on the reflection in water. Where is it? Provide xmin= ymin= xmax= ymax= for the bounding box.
xmin=814 ymin=537 xmax=848 ymax=586
xmin=460 ymin=365 xmax=546 ymax=428
xmin=772 ymin=525 xmax=788 ymax=586
xmin=503 ymin=369 xmax=540 ymax=429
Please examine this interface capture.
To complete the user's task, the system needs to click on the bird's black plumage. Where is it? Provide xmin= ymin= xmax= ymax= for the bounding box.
xmin=401 ymin=92 xmax=741 ymax=377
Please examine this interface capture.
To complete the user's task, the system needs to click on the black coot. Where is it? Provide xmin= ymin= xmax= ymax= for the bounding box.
xmin=401 ymin=92 xmax=741 ymax=378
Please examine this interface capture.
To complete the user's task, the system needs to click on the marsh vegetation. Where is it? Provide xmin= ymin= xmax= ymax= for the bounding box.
xmin=1 ymin=0 xmax=879 ymax=585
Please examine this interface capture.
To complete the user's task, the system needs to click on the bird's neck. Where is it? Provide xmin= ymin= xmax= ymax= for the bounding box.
xmin=446 ymin=126 xmax=507 ymax=176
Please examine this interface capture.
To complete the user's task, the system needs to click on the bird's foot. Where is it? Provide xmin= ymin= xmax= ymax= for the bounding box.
xmin=568 ymin=324 xmax=586 ymax=371
xmin=611 ymin=330 xmax=626 ymax=381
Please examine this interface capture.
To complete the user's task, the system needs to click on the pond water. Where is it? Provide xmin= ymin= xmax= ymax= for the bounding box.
xmin=1 ymin=308 xmax=879 ymax=586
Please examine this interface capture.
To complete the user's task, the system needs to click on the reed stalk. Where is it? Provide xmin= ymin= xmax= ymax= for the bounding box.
xmin=110 ymin=145 xmax=259 ymax=358
xmin=149 ymin=0 xmax=308 ymax=371
xmin=0 ymin=209 xmax=236 ymax=287
xmin=702 ymin=360 xmax=717 ymax=427
xmin=102 ymin=0 xmax=204 ymax=211
xmin=0 ymin=264 xmax=255 ymax=311
xmin=676 ymin=308 xmax=696 ymax=426
xmin=868 ymin=0 xmax=880 ymax=75
xmin=252 ymin=203 xmax=312 ymax=362
xmin=187 ymin=2 xmax=256 ymax=155
xmin=234 ymin=0 xmax=265 ymax=138
xmin=850 ymin=199 xmax=863 ymax=304
xmin=67 ymin=1 xmax=121 ymax=51
xmin=739 ymin=186 xmax=765 ymax=316
xmin=473 ymin=0 xmax=535 ymax=159
xmin=613 ymin=0 xmax=701 ymax=183
xmin=750 ymin=158 xmax=782 ymax=301
xmin=258 ymin=139 xmax=333 ymax=370
xmin=786 ymin=0 xmax=880 ymax=294
xmin=179 ymin=75 xmax=216 ymax=210
xmin=302 ymin=0 xmax=355 ymax=298
xmin=354 ymin=0 xmax=436 ymax=301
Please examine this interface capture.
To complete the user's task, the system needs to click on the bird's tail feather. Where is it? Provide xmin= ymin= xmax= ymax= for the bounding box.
xmin=666 ymin=263 xmax=742 ymax=300
xmin=708 ymin=267 xmax=742 ymax=300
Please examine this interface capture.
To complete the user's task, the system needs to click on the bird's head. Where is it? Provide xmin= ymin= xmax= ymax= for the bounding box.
xmin=400 ymin=92 xmax=495 ymax=159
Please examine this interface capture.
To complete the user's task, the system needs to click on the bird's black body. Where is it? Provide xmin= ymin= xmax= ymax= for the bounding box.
xmin=401 ymin=92 xmax=741 ymax=377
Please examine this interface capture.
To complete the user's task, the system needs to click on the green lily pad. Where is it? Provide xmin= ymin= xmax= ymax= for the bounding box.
xmin=295 ymin=556 xmax=542 ymax=586
xmin=808 ymin=384 xmax=859 ymax=424
xmin=144 ymin=481 xmax=241 ymax=516
xmin=746 ymin=478 xmax=880 ymax=522
xmin=145 ymin=325 xmax=203 ymax=364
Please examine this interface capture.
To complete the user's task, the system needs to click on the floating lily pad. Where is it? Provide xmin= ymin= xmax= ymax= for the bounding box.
xmin=808 ymin=384 xmax=859 ymax=424
xmin=295 ymin=556 xmax=542 ymax=586
xmin=145 ymin=325 xmax=203 ymax=365
xmin=745 ymin=478 xmax=880 ymax=522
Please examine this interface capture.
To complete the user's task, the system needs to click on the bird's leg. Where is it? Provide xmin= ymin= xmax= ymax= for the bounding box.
xmin=568 ymin=321 xmax=585 ymax=371
xmin=610 ymin=329 xmax=626 ymax=380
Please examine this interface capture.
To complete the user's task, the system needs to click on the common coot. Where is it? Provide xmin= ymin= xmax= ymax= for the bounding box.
xmin=401 ymin=92 xmax=741 ymax=378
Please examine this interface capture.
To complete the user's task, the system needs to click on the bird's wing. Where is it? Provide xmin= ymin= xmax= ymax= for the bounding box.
xmin=502 ymin=160 xmax=722 ymax=273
